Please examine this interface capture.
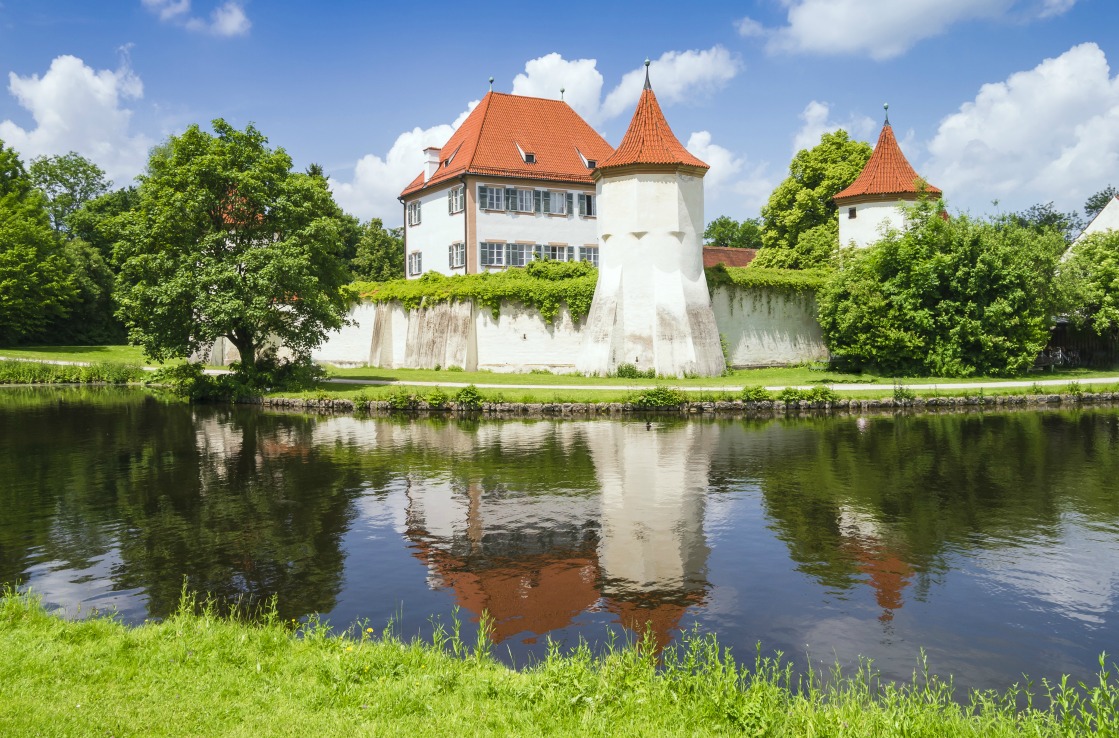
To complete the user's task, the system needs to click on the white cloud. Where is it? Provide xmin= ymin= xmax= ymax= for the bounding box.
xmin=601 ymin=47 xmax=741 ymax=120
xmin=142 ymin=0 xmax=250 ymax=37
xmin=511 ymin=53 xmax=604 ymax=123
xmin=926 ymin=42 xmax=1119 ymax=214
xmin=686 ymin=131 xmax=775 ymax=216
xmin=330 ymin=104 xmax=477 ymax=223
xmin=0 ymin=54 xmax=152 ymax=185
xmin=735 ymin=16 xmax=766 ymax=38
xmin=791 ymin=100 xmax=875 ymax=153
xmin=761 ymin=0 xmax=1075 ymax=60
xmin=335 ymin=48 xmax=742 ymax=222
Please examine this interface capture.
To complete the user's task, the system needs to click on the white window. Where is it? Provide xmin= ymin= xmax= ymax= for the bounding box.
xmin=407 ymin=251 xmax=422 ymax=275
xmin=407 ymin=200 xmax=421 ymax=226
xmin=539 ymin=244 xmax=574 ymax=262
xmin=578 ymin=193 xmax=596 ymax=217
xmin=448 ymin=186 xmax=464 ymax=214
xmin=548 ymin=191 xmax=571 ymax=215
xmin=478 ymin=185 xmax=504 ymax=211
xmin=579 ymin=245 xmax=599 ymax=267
xmin=480 ymin=242 xmax=505 ymax=267
xmin=511 ymin=188 xmax=535 ymax=213
xmin=506 ymin=243 xmax=528 ymax=267
xmin=448 ymin=242 xmax=465 ymax=269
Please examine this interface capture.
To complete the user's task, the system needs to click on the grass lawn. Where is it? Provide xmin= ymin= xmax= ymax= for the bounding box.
xmin=2 ymin=591 xmax=1116 ymax=737
xmin=0 ymin=345 xmax=152 ymax=365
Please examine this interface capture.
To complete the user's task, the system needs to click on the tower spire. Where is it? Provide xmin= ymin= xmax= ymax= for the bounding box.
xmin=643 ymin=58 xmax=651 ymax=90
xmin=883 ymin=102 xmax=890 ymax=125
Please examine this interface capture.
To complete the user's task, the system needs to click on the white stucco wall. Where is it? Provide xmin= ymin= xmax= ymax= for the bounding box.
xmin=475 ymin=304 xmax=585 ymax=373
xmin=403 ymin=182 xmax=468 ymax=278
xmin=311 ymin=301 xmax=380 ymax=367
xmin=711 ymin=285 xmax=829 ymax=367
xmin=838 ymin=199 xmax=908 ymax=249
xmin=1078 ymin=196 xmax=1119 ymax=240
xmin=577 ymin=169 xmax=724 ymax=377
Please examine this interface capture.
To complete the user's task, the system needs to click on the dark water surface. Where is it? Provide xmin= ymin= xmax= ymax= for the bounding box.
xmin=3 ymin=386 xmax=1119 ymax=692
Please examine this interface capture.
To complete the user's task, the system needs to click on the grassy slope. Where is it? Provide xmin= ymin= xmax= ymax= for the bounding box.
xmin=1 ymin=593 xmax=1115 ymax=737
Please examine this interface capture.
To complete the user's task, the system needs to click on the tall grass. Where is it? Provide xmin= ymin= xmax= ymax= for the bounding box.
xmin=1 ymin=589 xmax=1116 ymax=736
xmin=0 ymin=359 xmax=146 ymax=385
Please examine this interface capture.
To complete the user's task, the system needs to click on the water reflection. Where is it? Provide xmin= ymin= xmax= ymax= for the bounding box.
xmin=3 ymin=387 xmax=1119 ymax=690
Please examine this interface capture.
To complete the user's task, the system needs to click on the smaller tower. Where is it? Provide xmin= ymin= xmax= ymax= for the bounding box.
xmin=576 ymin=61 xmax=725 ymax=377
xmin=834 ymin=105 xmax=942 ymax=249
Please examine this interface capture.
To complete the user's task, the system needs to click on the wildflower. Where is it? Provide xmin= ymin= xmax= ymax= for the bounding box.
xmin=346 ymin=646 xmax=354 ymax=652
xmin=366 ymin=627 xmax=374 ymax=634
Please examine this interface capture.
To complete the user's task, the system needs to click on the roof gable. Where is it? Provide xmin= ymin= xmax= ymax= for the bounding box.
xmin=597 ymin=70 xmax=708 ymax=172
xmin=833 ymin=122 xmax=940 ymax=202
xmin=400 ymin=92 xmax=614 ymax=198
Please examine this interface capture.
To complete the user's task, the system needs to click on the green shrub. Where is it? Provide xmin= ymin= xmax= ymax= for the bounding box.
xmin=0 ymin=359 xmax=145 ymax=385
xmin=629 ymin=386 xmax=687 ymax=408
xmin=777 ymin=387 xmax=806 ymax=404
xmin=893 ymin=383 xmax=916 ymax=402
xmin=426 ymin=388 xmax=449 ymax=409
xmin=614 ymin=363 xmax=656 ymax=379
xmin=454 ymin=384 xmax=484 ymax=411
xmin=386 ymin=388 xmax=419 ymax=411
xmin=740 ymin=385 xmax=773 ymax=402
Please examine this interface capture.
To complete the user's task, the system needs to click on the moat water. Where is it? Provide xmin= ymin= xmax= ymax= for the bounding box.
xmin=3 ymin=386 xmax=1118 ymax=692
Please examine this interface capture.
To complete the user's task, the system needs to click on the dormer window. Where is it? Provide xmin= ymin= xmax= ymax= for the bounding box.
xmin=515 ymin=142 xmax=535 ymax=164
xmin=524 ymin=153 xmax=536 ymax=164
xmin=586 ymin=159 xmax=596 ymax=169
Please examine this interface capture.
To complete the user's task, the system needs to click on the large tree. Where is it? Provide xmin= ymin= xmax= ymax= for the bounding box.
xmin=757 ymin=129 xmax=872 ymax=268
xmin=113 ymin=119 xmax=352 ymax=371
xmin=703 ymin=215 xmax=763 ymax=250
xmin=818 ymin=202 xmax=1065 ymax=377
xmin=29 ymin=151 xmax=110 ymax=234
xmin=1057 ymin=230 xmax=1119 ymax=336
xmin=350 ymin=218 xmax=404 ymax=281
xmin=1084 ymin=185 xmax=1117 ymax=221
xmin=0 ymin=140 xmax=74 ymax=344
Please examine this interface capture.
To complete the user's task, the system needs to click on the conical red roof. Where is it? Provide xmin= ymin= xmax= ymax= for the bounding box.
xmin=596 ymin=70 xmax=708 ymax=173
xmin=833 ymin=122 xmax=940 ymax=201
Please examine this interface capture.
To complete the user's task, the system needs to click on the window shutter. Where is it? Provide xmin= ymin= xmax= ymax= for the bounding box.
xmin=506 ymin=188 xmax=516 ymax=211
xmin=566 ymin=193 xmax=573 ymax=215
xmin=577 ymin=193 xmax=585 ymax=216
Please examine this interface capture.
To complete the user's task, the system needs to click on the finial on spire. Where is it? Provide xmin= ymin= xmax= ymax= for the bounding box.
xmin=644 ymin=58 xmax=651 ymax=90
xmin=560 ymin=87 xmax=565 ymax=101
xmin=488 ymin=76 xmax=494 ymax=92
xmin=883 ymin=102 xmax=890 ymax=125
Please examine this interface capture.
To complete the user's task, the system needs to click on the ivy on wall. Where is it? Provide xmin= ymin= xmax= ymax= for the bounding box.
xmin=704 ymin=264 xmax=828 ymax=293
xmin=351 ymin=260 xmax=598 ymax=323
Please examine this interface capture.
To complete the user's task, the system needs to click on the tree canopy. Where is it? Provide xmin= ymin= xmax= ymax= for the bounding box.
xmin=1057 ymin=230 xmax=1119 ymax=336
xmin=350 ymin=218 xmax=403 ymax=282
xmin=113 ymin=119 xmax=352 ymax=370
xmin=29 ymin=152 xmax=110 ymax=235
xmin=1084 ymin=185 xmax=1117 ymax=221
xmin=817 ymin=202 xmax=1065 ymax=377
xmin=758 ymin=130 xmax=872 ymax=268
xmin=703 ymin=215 xmax=763 ymax=250
xmin=0 ymin=140 xmax=75 ymax=344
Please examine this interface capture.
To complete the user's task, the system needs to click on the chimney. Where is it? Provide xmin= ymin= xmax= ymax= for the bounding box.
xmin=423 ymin=147 xmax=441 ymax=183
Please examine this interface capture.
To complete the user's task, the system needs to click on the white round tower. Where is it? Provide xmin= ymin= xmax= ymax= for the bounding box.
xmin=576 ymin=62 xmax=725 ymax=377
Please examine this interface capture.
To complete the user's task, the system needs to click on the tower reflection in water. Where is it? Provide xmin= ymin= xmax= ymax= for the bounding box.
xmin=403 ymin=421 xmax=712 ymax=649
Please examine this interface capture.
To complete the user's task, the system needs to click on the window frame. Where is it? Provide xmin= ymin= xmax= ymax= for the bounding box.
xmin=407 ymin=251 xmax=423 ymax=276
xmin=448 ymin=186 xmax=465 ymax=214
xmin=479 ymin=241 xmax=506 ymax=267
xmin=407 ymin=200 xmax=422 ymax=226
xmin=448 ymin=242 xmax=465 ymax=269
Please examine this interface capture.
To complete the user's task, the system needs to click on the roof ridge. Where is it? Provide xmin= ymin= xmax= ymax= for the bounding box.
xmin=461 ymin=92 xmax=495 ymax=175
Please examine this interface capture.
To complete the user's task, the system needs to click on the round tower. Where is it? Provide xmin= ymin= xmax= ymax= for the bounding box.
xmin=576 ymin=62 xmax=725 ymax=377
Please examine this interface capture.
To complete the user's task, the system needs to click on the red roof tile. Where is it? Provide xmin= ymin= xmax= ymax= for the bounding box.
xmin=596 ymin=73 xmax=708 ymax=172
xmin=400 ymin=92 xmax=614 ymax=198
xmin=833 ymin=122 xmax=940 ymax=201
xmin=702 ymin=247 xmax=757 ymax=268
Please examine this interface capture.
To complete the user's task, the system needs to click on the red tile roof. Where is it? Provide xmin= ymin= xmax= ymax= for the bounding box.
xmin=702 ymin=247 xmax=757 ymax=268
xmin=400 ymin=92 xmax=615 ymax=198
xmin=596 ymin=74 xmax=708 ymax=172
xmin=833 ymin=122 xmax=940 ymax=202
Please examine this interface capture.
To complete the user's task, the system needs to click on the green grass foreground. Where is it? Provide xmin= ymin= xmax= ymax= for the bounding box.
xmin=1 ymin=592 xmax=1117 ymax=736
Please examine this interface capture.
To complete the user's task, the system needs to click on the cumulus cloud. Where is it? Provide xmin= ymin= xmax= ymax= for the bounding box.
xmin=330 ymin=104 xmax=477 ymax=223
xmin=335 ymin=48 xmax=742 ymax=222
xmin=686 ymin=131 xmax=775 ymax=215
xmin=791 ymin=100 xmax=875 ymax=153
xmin=600 ymin=47 xmax=741 ymax=120
xmin=142 ymin=0 xmax=250 ymax=37
xmin=753 ymin=0 xmax=1076 ymax=60
xmin=925 ymin=42 xmax=1119 ymax=213
xmin=0 ymin=54 xmax=152 ymax=185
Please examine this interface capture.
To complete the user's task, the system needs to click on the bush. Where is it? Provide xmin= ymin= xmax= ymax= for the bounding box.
xmin=0 ymin=359 xmax=145 ymax=385
xmin=386 ymin=388 xmax=419 ymax=411
xmin=629 ymin=386 xmax=687 ymax=408
xmin=614 ymin=362 xmax=656 ymax=379
xmin=740 ymin=385 xmax=773 ymax=402
xmin=454 ymin=384 xmax=484 ymax=411
xmin=426 ymin=388 xmax=448 ymax=409
xmin=818 ymin=203 xmax=1065 ymax=377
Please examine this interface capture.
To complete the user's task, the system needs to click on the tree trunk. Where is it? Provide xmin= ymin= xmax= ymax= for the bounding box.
xmin=229 ymin=328 xmax=256 ymax=372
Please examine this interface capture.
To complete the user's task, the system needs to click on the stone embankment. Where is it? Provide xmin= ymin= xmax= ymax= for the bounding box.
xmin=258 ymin=391 xmax=1119 ymax=417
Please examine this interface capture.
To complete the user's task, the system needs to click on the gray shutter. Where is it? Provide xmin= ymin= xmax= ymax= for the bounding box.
xmin=534 ymin=190 xmax=542 ymax=213
xmin=566 ymin=193 xmax=574 ymax=215
xmin=506 ymin=188 xmax=516 ymax=211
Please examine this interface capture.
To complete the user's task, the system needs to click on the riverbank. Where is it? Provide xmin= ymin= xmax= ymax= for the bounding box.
xmin=0 ymin=592 xmax=1114 ymax=737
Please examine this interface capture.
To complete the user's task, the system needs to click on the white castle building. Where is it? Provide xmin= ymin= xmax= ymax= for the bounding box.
xmin=834 ymin=107 xmax=942 ymax=249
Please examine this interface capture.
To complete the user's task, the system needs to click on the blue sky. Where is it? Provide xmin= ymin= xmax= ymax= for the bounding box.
xmin=2 ymin=1 xmax=1118 ymax=227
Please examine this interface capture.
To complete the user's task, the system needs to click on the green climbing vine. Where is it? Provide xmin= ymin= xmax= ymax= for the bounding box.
xmin=351 ymin=260 xmax=597 ymax=323
xmin=705 ymin=264 xmax=828 ymax=294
